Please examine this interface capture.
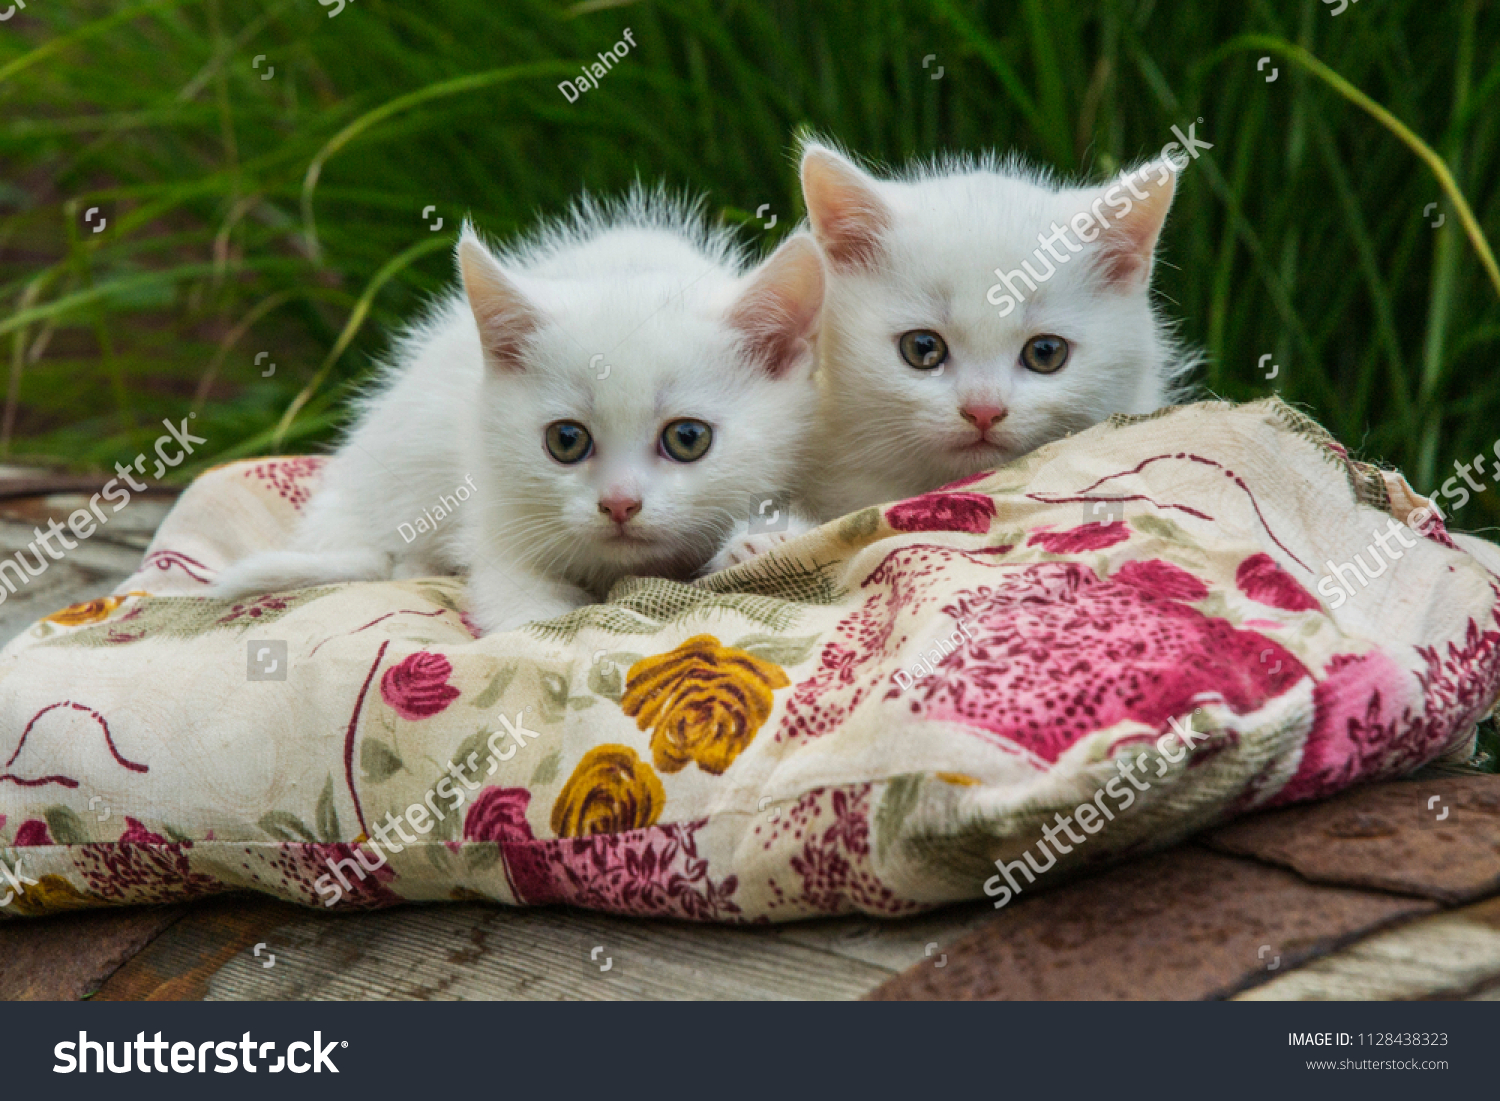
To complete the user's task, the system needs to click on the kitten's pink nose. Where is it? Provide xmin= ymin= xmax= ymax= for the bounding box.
xmin=599 ymin=494 xmax=642 ymax=524
xmin=960 ymin=403 xmax=1007 ymax=433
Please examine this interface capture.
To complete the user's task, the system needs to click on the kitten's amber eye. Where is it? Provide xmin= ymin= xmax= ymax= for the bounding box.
xmin=1021 ymin=334 xmax=1070 ymax=374
xmin=898 ymin=330 xmax=949 ymax=370
xmin=545 ymin=421 xmax=592 ymax=464
xmin=660 ymin=419 xmax=713 ymax=463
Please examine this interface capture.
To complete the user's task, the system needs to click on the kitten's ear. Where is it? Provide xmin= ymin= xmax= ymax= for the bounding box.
xmin=728 ymin=233 xmax=825 ymax=379
xmin=1090 ymin=160 xmax=1177 ymax=289
xmin=800 ymin=142 xmax=891 ymax=271
xmin=457 ymin=226 xmax=540 ymax=371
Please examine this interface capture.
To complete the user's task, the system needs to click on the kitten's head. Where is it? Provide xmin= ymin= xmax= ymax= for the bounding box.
xmin=800 ymin=138 xmax=1194 ymax=496
xmin=457 ymin=201 xmax=822 ymax=589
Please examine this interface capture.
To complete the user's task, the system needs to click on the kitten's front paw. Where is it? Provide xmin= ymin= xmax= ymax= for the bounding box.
xmin=705 ymin=530 xmax=794 ymax=574
xmin=465 ymin=569 xmax=592 ymax=636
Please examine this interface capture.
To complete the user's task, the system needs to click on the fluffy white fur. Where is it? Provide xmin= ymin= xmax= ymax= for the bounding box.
xmin=212 ymin=192 xmax=824 ymax=634
xmin=796 ymin=138 xmax=1197 ymax=518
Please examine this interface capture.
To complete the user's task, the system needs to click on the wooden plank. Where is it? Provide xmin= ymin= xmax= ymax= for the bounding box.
xmin=188 ymin=905 xmax=894 ymax=1001
xmin=771 ymin=902 xmax=994 ymax=973
xmin=0 ymin=492 xmax=174 ymax=542
xmin=0 ymin=906 xmax=184 ymax=1000
xmin=92 ymin=895 xmax=305 ymax=1001
xmin=1206 ymin=775 xmax=1500 ymax=904
xmin=1234 ymin=896 xmax=1500 ymax=1001
xmin=866 ymin=847 xmax=1437 ymax=1000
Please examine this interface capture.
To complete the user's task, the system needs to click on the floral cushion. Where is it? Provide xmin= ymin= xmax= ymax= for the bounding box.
xmin=2 ymin=399 xmax=1497 ymax=921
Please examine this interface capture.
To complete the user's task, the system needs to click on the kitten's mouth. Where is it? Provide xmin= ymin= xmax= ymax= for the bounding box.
xmin=603 ymin=525 xmax=654 ymax=544
xmin=593 ymin=526 xmax=703 ymax=582
xmin=957 ymin=435 xmax=1006 ymax=453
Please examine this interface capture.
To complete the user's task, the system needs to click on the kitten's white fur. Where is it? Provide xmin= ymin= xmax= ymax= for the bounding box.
xmin=212 ymin=191 xmax=823 ymax=633
xmin=796 ymin=138 xmax=1197 ymax=519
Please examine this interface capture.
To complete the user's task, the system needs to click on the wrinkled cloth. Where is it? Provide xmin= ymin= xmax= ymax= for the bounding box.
xmin=1 ymin=399 xmax=1495 ymax=922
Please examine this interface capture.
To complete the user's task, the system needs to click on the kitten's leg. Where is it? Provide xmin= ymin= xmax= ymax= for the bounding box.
xmin=390 ymin=553 xmax=453 ymax=580
xmin=703 ymin=511 xmax=819 ymax=574
xmin=212 ymin=548 xmax=393 ymax=599
xmin=209 ymin=455 xmax=426 ymax=597
xmin=466 ymin=558 xmax=592 ymax=635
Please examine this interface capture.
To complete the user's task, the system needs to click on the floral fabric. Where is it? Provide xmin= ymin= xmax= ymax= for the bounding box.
xmin=2 ymin=399 xmax=1497 ymax=922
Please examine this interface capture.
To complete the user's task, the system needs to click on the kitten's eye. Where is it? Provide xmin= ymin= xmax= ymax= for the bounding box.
xmin=545 ymin=421 xmax=593 ymax=464
xmin=660 ymin=419 xmax=713 ymax=463
xmin=1021 ymin=334 xmax=1070 ymax=374
xmin=898 ymin=329 xmax=949 ymax=370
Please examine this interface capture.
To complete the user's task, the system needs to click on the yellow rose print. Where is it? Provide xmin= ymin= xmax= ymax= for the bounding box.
xmin=44 ymin=595 xmax=128 ymax=627
xmin=620 ymin=634 xmax=790 ymax=775
xmin=550 ymin=744 xmax=666 ymax=838
xmin=9 ymin=874 xmax=93 ymax=915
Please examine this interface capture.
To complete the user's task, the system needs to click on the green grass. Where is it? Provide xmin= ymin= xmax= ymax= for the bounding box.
xmin=1 ymin=0 xmax=1497 ymax=527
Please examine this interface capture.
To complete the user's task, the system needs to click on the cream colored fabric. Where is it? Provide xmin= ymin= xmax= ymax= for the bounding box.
xmin=1 ymin=399 xmax=1496 ymax=921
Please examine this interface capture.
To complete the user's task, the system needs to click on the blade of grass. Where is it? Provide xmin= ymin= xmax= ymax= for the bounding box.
xmin=272 ymin=233 xmax=452 ymax=448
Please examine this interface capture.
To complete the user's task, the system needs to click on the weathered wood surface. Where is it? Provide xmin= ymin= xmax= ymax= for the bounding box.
xmin=104 ymin=901 xmax=909 ymax=1002
xmin=0 ymin=905 xmax=184 ymax=1000
xmin=1234 ymin=896 xmax=1500 ymax=1001
xmin=866 ymin=846 xmax=1439 ymax=1001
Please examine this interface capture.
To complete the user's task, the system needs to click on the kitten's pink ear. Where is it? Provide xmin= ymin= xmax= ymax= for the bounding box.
xmin=1091 ymin=160 xmax=1177 ymax=289
xmin=728 ymin=233 xmax=824 ymax=379
xmin=800 ymin=142 xmax=891 ymax=271
xmin=458 ymin=228 xmax=540 ymax=371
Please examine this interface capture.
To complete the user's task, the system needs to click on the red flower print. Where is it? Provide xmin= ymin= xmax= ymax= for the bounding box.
xmin=886 ymin=492 xmax=996 ymax=534
xmin=464 ymin=787 xmax=536 ymax=843
xmin=14 ymin=819 xmax=52 ymax=846
xmin=934 ymin=471 xmax=994 ymax=492
xmin=1113 ymin=559 xmax=1208 ymax=603
xmin=243 ymin=456 xmax=326 ymax=510
xmin=1273 ymin=650 xmax=1408 ymax=805
xmin=215 ymin=593 xmax=292 ymax=625
xmin=902 ymin=562 xmax=1307 ymax=763
xmin=465 ymin=786 xmax=739 ymax=919
xmin=74 ymin=818 xmax=218 ymax=905
xmin=1236 ymin=552 xmax=1320 ymax=612
xmin=379 ymin=651 xmax=460 ymax=720
xmin=464 ymin=787 xmax=557 ymax=905
xmin=118 ymin=817 xmax=165 ymax=844
xmin=1028 ymin=521 xmax=1130 ymax=553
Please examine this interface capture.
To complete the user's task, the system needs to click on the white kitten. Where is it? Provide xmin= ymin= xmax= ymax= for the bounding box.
xmin=795 ymin=139 xmax=1196 ymax=518
xmin=212 ymin=192 xmax=824 ymax=634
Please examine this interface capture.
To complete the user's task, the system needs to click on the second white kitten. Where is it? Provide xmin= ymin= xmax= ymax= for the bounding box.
xmin=796 ymin=139 xmax=1196 ymax=519
xmin=213 ymin=193 xmax=824 ymax=633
